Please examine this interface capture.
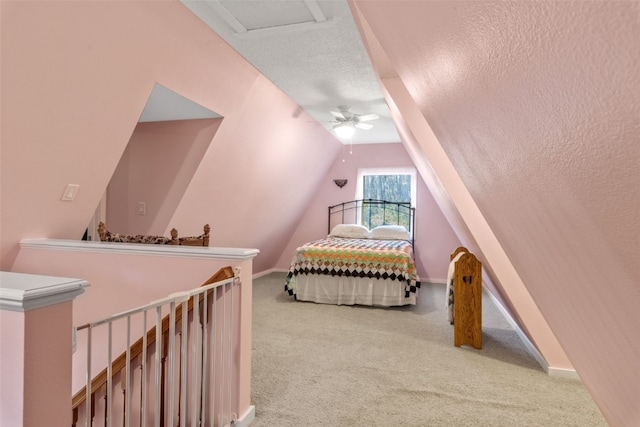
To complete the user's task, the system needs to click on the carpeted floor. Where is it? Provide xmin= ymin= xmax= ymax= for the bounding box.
xmin=249 ymin=272 xmax=607 ymax=426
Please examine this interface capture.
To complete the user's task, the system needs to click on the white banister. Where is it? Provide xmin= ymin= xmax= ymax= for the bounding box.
xmin=73 ymin=274 xmax=238 ymax=426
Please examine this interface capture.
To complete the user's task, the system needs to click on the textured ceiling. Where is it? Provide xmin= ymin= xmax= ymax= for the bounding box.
xmin=180 ymin=0 xmax=400 ymax=144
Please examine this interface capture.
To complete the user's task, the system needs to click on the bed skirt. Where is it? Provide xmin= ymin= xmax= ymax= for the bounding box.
xmin=289 ymin=274 xmax=417 ymax=306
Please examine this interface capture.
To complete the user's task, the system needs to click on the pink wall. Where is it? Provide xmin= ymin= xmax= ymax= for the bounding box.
xmin=352 ymin=1 xmax=640 ymax=425
xmin=0 ymin=309 xmax=26 ymax=426
xmin=277 ymin=143 xmax=461 ymax=283
xmin=0 ymin=302 xmax=74 ymax=427
xmin=107 ymin=118 xmax=221 ymax=236
xmin=1 ymin=1 xmax=341 ymax=274
xmin=11 ymin=243 xmax=255 ymax=417
xmin=24 ymin=302 xmax=74 ymax=426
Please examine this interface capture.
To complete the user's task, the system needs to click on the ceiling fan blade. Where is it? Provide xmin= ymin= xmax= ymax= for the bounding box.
xmin=355 ymin=122 xmax=373 ymax=130
xmin=357 ymin=113 xmax=379 ymax=122
xmin=330 ymin=110 xmax=345 ymax=120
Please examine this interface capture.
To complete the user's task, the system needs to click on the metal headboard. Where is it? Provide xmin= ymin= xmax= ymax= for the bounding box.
xmin=328 ymin=199 xmax=415 ymax=244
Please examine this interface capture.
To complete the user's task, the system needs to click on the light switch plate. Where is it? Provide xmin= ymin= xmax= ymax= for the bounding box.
xmin=138 ymin=202 xmax=146 ymax=215
xmin=61 ymin=184 xmax=80 ymax=201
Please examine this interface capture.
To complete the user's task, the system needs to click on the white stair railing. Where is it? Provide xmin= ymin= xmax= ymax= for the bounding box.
xmin=72 ymin=271 xmax=239 ymax=427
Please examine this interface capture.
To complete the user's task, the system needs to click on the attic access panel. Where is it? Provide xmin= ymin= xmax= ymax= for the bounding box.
xmin=214 ymin=0 xmax=330 ymax=34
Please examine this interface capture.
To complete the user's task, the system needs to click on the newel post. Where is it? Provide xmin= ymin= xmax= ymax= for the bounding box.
xmin=0 ymin=271 xmax=88 ymax=427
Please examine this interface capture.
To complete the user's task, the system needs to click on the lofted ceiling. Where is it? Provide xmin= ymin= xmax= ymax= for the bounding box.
xmin=180 ymin=0 xmax=400 ymax=144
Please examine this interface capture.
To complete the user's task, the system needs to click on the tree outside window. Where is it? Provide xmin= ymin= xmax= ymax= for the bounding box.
xmin=356 ymin=168 xmax=416 ymax=230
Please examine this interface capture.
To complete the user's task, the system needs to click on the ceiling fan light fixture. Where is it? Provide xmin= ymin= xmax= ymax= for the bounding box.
xmin=333 ymin=123 xmax=355 ymax=139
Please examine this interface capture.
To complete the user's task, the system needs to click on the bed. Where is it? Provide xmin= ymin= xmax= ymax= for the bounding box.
xmin=284 ymin=200 xmax=419 ymax=306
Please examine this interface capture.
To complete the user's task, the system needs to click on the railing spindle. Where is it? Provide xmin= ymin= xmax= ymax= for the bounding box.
xmin=154 ymin=306 xmax=162 ymax=427
xmin=139 ymin=362 xmax=143 ymax=427
xmin=219 ymin=285 xmax=226 ymax=427
xmin=85 ymin=326 xmax=92 ymax=427
xmin=141 ymin=312 xmax=148 ymax=427
xmin=210 ymin=287 xmax=217 ymax=427
xmin=125 ymin=317 xmax=131 ymax=427
xmin=107 ymin=322 xmax=113 ymax=427
xmin=180 ymin=299 xmax=188 ymax=427
xmin=191 ymin=293 xmax=200 ymax=426
xmin=201 ymin=289 xmax=208 ymax=425
xmin=73 ymin=270 xmax=236 ymax=427
xmin=120 ymin=370 xmax=126 ymax=427
xmin=160 ymin=334 xmax=168 ymax=427
xmin=229 ymin=280 xmax=234 ymax=424
xmin=168 ymin=301 xmax=176 ymax=426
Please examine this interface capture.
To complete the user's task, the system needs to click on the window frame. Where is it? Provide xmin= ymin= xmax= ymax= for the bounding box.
xmin=354 ymin=167 xmax=417 ymax=231
xmin=355 ymin=167 xmax=417 ymax=207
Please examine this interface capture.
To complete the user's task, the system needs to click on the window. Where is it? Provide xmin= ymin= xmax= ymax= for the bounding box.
xmin=355 ymin=167 xmax=417 ymax=230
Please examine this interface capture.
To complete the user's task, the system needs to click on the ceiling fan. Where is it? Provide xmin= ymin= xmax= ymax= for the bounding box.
xmin=330 ymin=105 xmax=379 ymax=139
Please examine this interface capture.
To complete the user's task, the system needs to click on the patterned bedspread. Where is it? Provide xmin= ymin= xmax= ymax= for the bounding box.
xmin=285 ymin=237 xmax=420 ymax=297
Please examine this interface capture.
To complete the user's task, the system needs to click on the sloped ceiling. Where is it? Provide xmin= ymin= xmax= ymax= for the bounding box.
xmin=181 ymin=0 xmax=400 ymax=144
xmin=351 ymin=1 xmax=640 ymax=425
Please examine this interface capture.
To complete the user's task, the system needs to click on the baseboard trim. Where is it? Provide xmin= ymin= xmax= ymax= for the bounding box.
xmin=547 ymin=367 xmax=580 ymax=380
xmin=253 ymin=268 xmax=276 ymax=279
xmin=232 ymin=405 xmax=255 ymax=427
xmin=253 ymin=268 xmax=289 ymax=279
xmin=483 ymin=287 xmax=579 ymax=380
xmin=422 ymin=277 xmax=447 ymax=285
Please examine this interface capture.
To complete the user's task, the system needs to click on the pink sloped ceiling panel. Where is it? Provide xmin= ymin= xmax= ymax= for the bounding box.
xmin=353 ymin=1 xmax=640 ymax=425
xmin=0 ymin=1 xmax=341 ymax=274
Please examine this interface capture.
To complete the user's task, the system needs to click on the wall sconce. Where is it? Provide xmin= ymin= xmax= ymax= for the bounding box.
xmin=334 ymin=179 xmax=348 ymax=188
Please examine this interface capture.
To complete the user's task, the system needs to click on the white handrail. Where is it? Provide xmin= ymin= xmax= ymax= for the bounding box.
xmin=76 ymin=278 xmax=234 ymax=331
xmin=74 ymin=274 xmax=238 ymax=427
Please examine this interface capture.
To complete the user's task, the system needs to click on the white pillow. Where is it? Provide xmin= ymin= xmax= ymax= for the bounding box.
xmin=368 ymin=225 xmax=411 ymax=241
xmin=329 ymin=224 xmax=370 ymax=239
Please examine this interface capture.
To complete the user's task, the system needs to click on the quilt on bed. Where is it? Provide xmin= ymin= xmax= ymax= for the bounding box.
xmin=284 ymin=237 xmax=420 ymax=297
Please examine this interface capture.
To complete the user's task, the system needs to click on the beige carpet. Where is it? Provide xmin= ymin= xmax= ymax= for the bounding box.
xmin=250 ymin=272 xmax=607 ymax=426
